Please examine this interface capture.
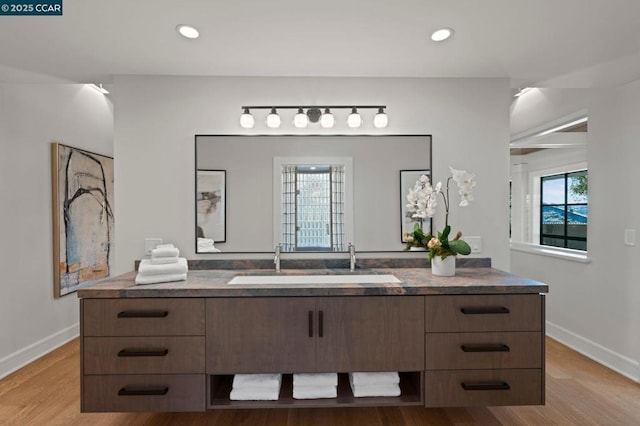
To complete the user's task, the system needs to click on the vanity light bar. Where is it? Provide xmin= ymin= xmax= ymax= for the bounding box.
xmin=239 ymin=105 xmax=388 ymax=129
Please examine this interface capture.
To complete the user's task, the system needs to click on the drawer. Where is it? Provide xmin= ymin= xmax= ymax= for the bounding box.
xmin=425 ymin=332 xmax=542 ymax=370
xmin=425 ymin=294 xmax=542 ymax=332
xmin=83 ymin=374 xmax=205 ymax=412
xmin=425 ymin=369 xmax=542 ymax=407
xmin=84 ymin=336 xmax=205 ymax=374
xmin=83 ymin=298 xmax=205 ymax=336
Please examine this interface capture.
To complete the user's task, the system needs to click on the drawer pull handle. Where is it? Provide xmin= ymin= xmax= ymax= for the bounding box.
xmin=117 ymin=310 xmax=168 ymax=318
xmin=118 ymin=386 xmax=169 ymax=396
xmin=117 ymin=349 xmax=169 ymax=357
xmin=318 ymin=310 xmax=324 ymax=338
xmin=460 ymin=306 xmax=510 ymax=315
xmin=461 ymin=381 xmax=510 ymax=391
xmin=461 ymin=344 xmax=510 ymax=353
xmin=308 ymin=311 xmax=313 ymax=338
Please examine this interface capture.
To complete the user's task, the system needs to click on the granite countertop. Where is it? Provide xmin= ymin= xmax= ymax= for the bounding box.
xmin=77 ymin=266 xmax=548 ymax=298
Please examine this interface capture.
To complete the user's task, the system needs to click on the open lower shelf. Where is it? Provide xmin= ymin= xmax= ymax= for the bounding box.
xmin=208 ymin=372 xmax=423 ymax=409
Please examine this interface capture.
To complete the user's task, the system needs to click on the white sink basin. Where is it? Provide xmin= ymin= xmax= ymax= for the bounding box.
xmin=228 ymin=274 xmax=401 ymax=285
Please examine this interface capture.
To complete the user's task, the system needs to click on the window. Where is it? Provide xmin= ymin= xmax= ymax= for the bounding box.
xmin=280 ymin=164 xmax=346 ymax=252
xmin=540 ymin=170 xmax=587 ymax=250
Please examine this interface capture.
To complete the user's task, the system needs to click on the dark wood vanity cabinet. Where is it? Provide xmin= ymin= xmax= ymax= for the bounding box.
xmin=80 ymin=288 xmax=545 ymax=411
xmin=81 ymin=298 xmax=206 ymax=412
xmin=424 ymin=294 xmax=545 ymax=407
xmin=206 ymin=296 xmax=424 ymax=374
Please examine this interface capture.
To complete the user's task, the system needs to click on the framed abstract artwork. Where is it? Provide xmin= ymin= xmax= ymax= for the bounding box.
xmin=400 ymin=169 xmax=431 ymax=242
xmin=196 ymin=169 xmax=226 ymax=247
xmin=51 ymin=143 xmax=114 ymax=297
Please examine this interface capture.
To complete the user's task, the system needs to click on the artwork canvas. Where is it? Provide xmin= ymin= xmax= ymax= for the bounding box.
xmin=196 ymin=170 xmax=226 ymax=245
xmin=51 ymin=143 xmax=114 ymax=297
xmin=400 ymin=169 xmax=431 ymax=242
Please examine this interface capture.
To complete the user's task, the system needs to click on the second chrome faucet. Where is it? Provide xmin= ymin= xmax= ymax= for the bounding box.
xmin=348 ymin=243 xmax=356 ymax=271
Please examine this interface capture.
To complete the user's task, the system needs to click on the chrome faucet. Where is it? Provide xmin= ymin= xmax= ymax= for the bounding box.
xmin=274 ymin=244 xmax=282 ymax=272
xmin=348 ymin=243 xmax=356 ymax=271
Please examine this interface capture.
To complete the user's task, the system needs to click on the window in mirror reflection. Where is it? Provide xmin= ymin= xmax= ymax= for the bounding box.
xmin=281 ymin=165 xmax=345 ymax=252
xmin=541 ymin=170 xmax=588 ymax=250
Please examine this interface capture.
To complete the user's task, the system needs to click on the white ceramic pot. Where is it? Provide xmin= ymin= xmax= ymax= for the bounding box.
xmin=431 ymin=256 xmax=456 ymax=276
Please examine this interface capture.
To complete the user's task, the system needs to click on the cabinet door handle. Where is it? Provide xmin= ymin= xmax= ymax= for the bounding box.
xmin=308 ymin=311 xmax=313 ymax=338
xmin=117 ymin=310 xmax=168 ymax=318
xmin=461 ymin=381 xmax=510 ymax=391
xmin=117 ymin=349 xmax=169 ymax=357
xmin=118 ymin=386 xmax=169 ymax=396
xmin=460 ymin=306 xmax=509 ymax=315
xmin=318 ymin=310 xmax=324 ymax=338
xmin=461 ymin=344 xmax=510 ymax=353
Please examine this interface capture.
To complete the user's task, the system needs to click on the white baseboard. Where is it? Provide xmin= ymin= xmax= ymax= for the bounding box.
xmin=0 ymin=323 xmax=79 ymax=380
xmin=547 ymin=321 xmax=639 ymax=383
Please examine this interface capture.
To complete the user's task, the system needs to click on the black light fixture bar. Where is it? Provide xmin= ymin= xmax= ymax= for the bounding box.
xmin=241 ymin=105 xmax=386 ymax=110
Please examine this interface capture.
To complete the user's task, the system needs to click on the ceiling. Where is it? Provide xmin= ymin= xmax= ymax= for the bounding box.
xmin=1 ymin=0 xmax=640 ymax=87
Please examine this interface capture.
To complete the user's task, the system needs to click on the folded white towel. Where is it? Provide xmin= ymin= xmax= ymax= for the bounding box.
xmin=292 ymin=385 xmax=337 ymax=400
xmin=150 ymin=256 xmax=179 ymax=265
xmin=349 ymin=372 xmax=400 ymax=386
xmin=292 ymin=373 xmax=338 ymax=387
xmin=151 ymin=245 xmax=180 ymax=258
xmin=197 ymin=238 xmax=215 ymax=247
xmin=232 ymin=374 xmax=282 ymax=390
xmin=134 ymin=272 xmax=187 ymax=285
xmin=229 ymin=388 xmax=280 ymax=401
xmin=349 ymin=377 xmax=401 ymax=398
xmin=138 ymin=258 xmax=188 ymax=276
xmin=198 ymin=246 xmax=221 ymax=253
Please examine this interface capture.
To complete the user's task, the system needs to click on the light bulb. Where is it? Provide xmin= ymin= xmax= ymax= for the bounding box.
xmin=347 ymin=107 xmax=362 ymax=128
xmin=293 ymin=108 xmax=308 ymax=128
xmin=373 ymin=108 xmax=388 ymax=128
xmin=320 ymin=108 xmax=335 ymax=128
xmin=239 ymin=108 xmax=254 ymax=129
xmin=431 ymin=28 xmax=453 ymax=42
xmin=266 ymin=108 xmax=281 ymax=128
xmin=176 ymin=25 xmax=200 ymax=39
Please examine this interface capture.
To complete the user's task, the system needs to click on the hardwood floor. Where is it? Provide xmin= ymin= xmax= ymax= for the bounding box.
xmin=0 ymin=337 xmax=638 ymax=425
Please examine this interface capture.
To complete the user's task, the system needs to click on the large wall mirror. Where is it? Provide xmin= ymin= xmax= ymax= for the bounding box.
xmin=195 ymin=135 xmax=431 ymax=253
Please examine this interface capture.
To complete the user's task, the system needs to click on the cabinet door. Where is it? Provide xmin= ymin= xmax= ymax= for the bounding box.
xmin=207 ymin=298 xmax=316 ymax=374
xmin=316 ymin=296 xmax=424 ymax=372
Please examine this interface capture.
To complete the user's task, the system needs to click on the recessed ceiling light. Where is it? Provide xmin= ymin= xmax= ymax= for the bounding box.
xmin=176 ymin=24 xmax=199 ymax=39
xmin=431 ymin=27 xmax=453 ymax=42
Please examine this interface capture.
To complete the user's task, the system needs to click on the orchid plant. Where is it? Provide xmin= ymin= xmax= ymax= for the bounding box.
xmin=406 ymin=167 xmax=477 ymax=260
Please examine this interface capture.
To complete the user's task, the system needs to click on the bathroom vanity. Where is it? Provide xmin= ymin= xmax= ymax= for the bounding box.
xmin=78 ymin=264 xmax=548 ymax=412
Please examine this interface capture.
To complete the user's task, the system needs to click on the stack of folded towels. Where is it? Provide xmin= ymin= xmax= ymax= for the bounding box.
xmin=229 ymin=374 xmax=282 ymax=401
xmin=197 ymin=237 xmax=221 ymax=253
xmin=292 ymin=373 xmax=337 ymax=399
xmin=135 ymin=244 xmax=188 ymax=285
xmin=349 ymin=372 xmax=401 ymax=397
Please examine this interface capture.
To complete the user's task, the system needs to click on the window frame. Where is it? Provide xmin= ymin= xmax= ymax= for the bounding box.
xmin=539 ymin=170 xmax=588 ymax=251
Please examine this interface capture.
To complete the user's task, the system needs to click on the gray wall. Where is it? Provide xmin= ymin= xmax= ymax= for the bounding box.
xmin=0 ymin=84 xmax=113 ymax=378
xmin=113 ymin=76 xmax=511 ymax=272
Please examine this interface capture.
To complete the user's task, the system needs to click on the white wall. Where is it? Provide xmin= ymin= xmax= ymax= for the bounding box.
xmin=510 ymin=82 xmax=640 ymax=381
xmin=0 ymin=84 xmax=113 ymax=378
xmin=113 ymin=76 xmax=511 ymax=273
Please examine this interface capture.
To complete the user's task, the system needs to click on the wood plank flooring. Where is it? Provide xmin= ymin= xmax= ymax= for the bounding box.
xmin=0 ymin=337 xmax=638 ymax=425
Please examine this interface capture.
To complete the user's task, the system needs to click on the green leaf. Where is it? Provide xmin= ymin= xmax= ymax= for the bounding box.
xmin=449 ymin=240 xmax=471 ymax=255
xmin=440 ymin=225 xmax=451 ymax=241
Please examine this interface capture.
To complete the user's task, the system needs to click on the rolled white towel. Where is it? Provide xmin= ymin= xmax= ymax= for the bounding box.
xmin=150 ymin=256 xmax=179 ymax=265
xmin=229 ymin=388 xmax=280 ymax=401
xmin=292 ymin=385 xmax=337 ymax=400
xmin=134 ymin=272 xmax=187 ymax=285
xmin=199 ymin=246 xmax=221 ymax=253
xmin=138 ymin=258 xmax=188 ymax=276
xmin=292 ymin=373 xmax=338 ymax=387
xmin=349 ymin=372 xmax=399 ymax=386
xmin=151 ymin=244 xmax=180 ymax=258
xmin=232 ymin=374 xmax=282 ymax=390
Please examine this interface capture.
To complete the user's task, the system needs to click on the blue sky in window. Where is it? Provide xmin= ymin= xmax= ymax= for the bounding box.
xmin=542 ymin=177 xmax=565 ymax=204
